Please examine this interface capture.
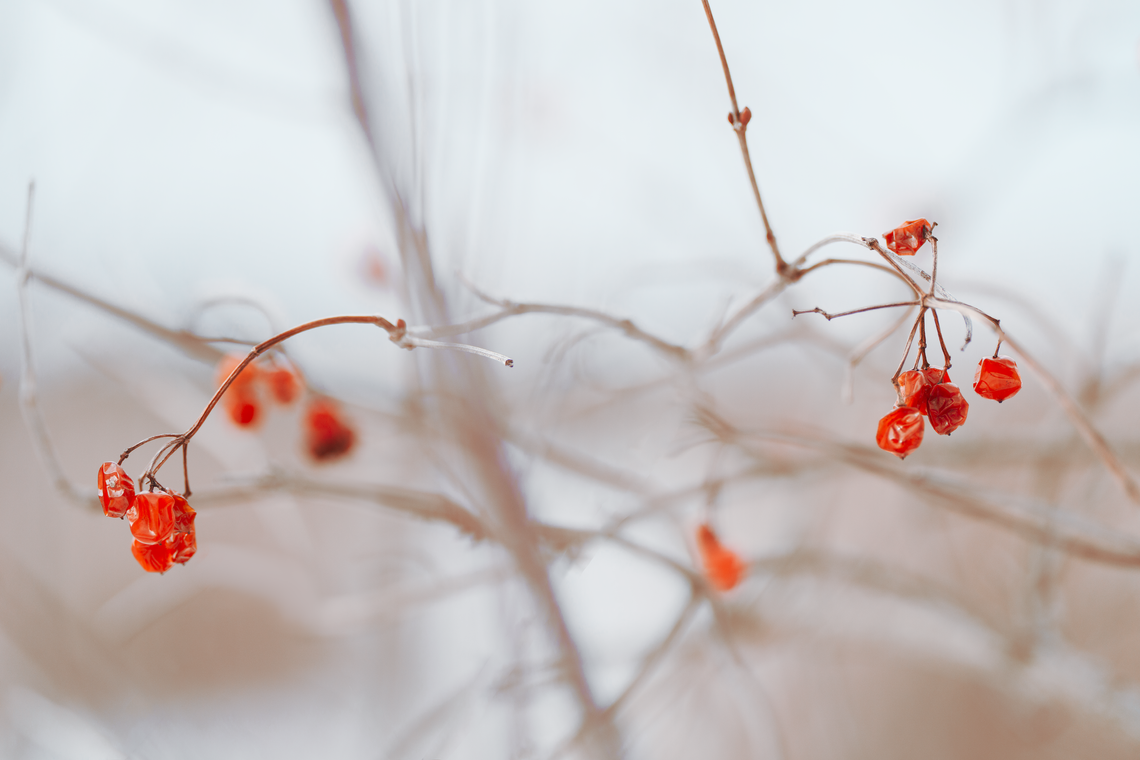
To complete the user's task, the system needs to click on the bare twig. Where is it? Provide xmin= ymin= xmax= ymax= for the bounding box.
xmin=14 ymin=184 xmax=92 ymax=508
xmin=700 ymin=0 xmax=785 ymax=273
xmin=792 ymin=301 xmax=918 ymax=322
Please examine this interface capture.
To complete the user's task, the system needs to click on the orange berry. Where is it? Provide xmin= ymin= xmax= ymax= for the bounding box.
xmin=696 ymin=524 xmax=746 ymax=592
xmin=97 ymin=461 xmax=135 ymax=518
xmin=132 ymin=539 xmax=174 ymax=573
xmin=266 ymin=366 xmax=300 ymax=405
xmin=876 ymin=406 xmax=924 ymax=458
xmin=974 ymin=356 xmax=1021 ymax=403
xmin=898 ymin=367 xmax=951 ymax=416
xmin=883 ymin=219 xmax=932 ymax=256
xmin=927 ymin=382 xmax=969 ymax=436
xmin=128 ymin=492 xmax=176 ymax=545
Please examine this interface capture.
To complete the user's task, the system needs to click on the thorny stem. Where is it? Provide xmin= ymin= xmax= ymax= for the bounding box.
xmin=700 ymin=0 xmax=785 ymax=274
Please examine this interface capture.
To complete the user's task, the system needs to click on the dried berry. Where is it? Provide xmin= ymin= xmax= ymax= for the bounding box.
xmin=898 ymin=367 xmax=951 ymax=415
xmin=304 ymin=399 xmax=356 ymax=462
xmin=696 ymin=524 xmax=746 ymax=592
xmin=168 ymin=531 xmax=197 ymax=564
xmin=974 ymin=356 xmax=1021 ymax=403
xmin=884 ymin=218 xmax=932 ymax=256
xmin=97 ymin=462 xmax=135 ymax=518
xmin=128 ymin=491 xmax=176 ymax=545
xmin=876 ymin=406 xmax=924 ymax=458
xmin=171 ymin=493 xmax=196 ymax=533
xmin=132 ymin=539 xmax=174 ymax=573
xmin=927 ymin=382 xmax=969 ymax=436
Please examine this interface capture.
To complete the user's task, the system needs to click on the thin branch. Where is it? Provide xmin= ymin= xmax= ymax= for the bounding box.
xmin=699 ymin=0 xmax=784 ymax=273
xmin=700 ymin=407 xmax=1140 ymax=564
xmin=792 ymin=300 xmax=918 ymax=322
xmin=14 ymin=184 xmax=92 ymax=508
xmin=927 ymin=296 xmax=1140 ymax=505
xmin=425 ymin=284 xmax=689 ymax=361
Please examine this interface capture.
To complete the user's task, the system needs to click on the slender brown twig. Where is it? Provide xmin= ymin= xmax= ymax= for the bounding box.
xmin=700 ymin=0 xmax=785 ymax=273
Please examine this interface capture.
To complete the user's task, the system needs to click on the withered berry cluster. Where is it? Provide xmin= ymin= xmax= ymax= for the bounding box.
xmin=97 ymin=462 xmax=197 ymax=573
xmin=870 ymin=219 xmax=1022 ymax=459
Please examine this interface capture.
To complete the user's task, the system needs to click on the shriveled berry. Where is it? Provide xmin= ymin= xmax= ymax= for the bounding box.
xmin=304 ymin=399 xmax=356 ymax=462
xmin=927 ymin=382 xmax=969 ymax=435
xmin=97 ymin=462 xmax=135 ymax=518
xmin=876 ymin=406 xmax=924 ymax=458
xmin=884 ymin=218 xmax=932 ymax=256
xmin=132 ymin=539 xmax=174 ymax=573
xmin=696 ymin=524 xmax=746 ymax=592
xmin=974 ymin=356 xmax=1021 ymax=403
xmin=170 ymin=493 xmax=196 ymax=533
xmin=898 ymin=367 xmax=951 ymax=415
xmin=168 ymin=531 xmax=197 ymax=564
xmin=129 ymin=492 xmax=176 ymax=545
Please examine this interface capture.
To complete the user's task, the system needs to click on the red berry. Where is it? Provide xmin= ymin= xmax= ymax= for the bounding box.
xmin=132 ymin=539 xmax=174 ymax=573
xmin=168 ymin=531 xmax=197 ymax=564
xmin=217 ymin=354 xmax=262 ymax=428
xmin=898 ymin=367 xmax=951 ymax=416
xmin=97 ymin=462 xmax=135 ymax=518
xmin=876 ymin=406 xmax=924 ymax=458
xmin=266 ymin=366 xmax=300 ymax=404
xmin=128 ymin=492 xmax=176 ymax=545
xmin=974 ymin=356 xmax=1021 ymax=403
xmin=304 ymin=399 xmax=356 ymax=462
xmin=696 ymin=524 xmax=746 ymax=592
xmin=171 ymin=493 xmax=196 ymax=533
xmin=883 ymin=218 xmax=932 ymax=256
xmin=927 ymin=382 xmax=969 ymax=435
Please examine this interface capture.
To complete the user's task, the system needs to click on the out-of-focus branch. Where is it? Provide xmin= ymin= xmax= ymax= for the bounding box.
xmin=698 ymin=407 xmax=1140 ymax=567
xmin=13 ymin=186 xmax=94 ymax=508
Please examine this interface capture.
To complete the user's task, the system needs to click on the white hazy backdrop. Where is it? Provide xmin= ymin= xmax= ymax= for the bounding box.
xmin=1 ymin=0 xmax=1140 ymax=758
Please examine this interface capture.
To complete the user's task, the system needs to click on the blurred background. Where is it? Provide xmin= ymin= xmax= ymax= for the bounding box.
xmin=1 ymin=0 xmax=1140 ymax=757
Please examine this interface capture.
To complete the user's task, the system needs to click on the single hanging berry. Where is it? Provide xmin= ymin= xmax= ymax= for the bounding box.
xmin=132 ymin=539 xmax=175 ymax=573
xmin=696 ymin=524 xmax=746 ymax=592
xmin=883 ymin=219 xmax=932 ymax=256
xmin=97 ymin=462 xmax=135 ymax=518
xmin=927 ymin=382 xmax=969 ymax=435
xmin=266 ymin=365 xmax=300 ymax=404
xmin=898 ymin=367 xmax=951 ymax=416
xmin=167 ymin=493 xmax=197 ymax=564
xmin=876 ymin=406 xmax=924 ymax=458
xmin=304 ymin=398 xmax=356 ymax=462
xmin=128 ymin=491 xmax=176 ymax=545
xmin=974 ymin=356 xmax=1021 ymax=402
xmin=216 ymin=353 xmax=262 ymax=427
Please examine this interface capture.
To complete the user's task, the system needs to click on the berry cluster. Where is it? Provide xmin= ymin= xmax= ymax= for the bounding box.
xmin=794 ymin=219 xmax=1024 ymax=460
xmin=98 ymin=462 xmax=197 ymax=573
xmin=870 ymin=219 xmax=1022 ymax=458
xmin=876 ymin=355 xmax=1021 ymax=458
xmin=216 ymin=353 xmax=356 ymax=462
xmin=696 ymin=523 xmax=746 ymax=592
